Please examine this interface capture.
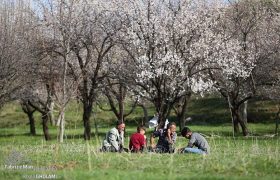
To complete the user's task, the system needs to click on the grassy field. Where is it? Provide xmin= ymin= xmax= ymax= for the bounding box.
xmin=0 ymin=97 xmax=279 ymax=180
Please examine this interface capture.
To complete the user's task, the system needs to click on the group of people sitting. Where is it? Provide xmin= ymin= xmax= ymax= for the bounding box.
xmin=101 ymin=120 xmax=210 ymax=155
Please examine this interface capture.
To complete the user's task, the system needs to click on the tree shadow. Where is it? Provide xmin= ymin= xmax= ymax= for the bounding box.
xmin=0 ymin=133 xmax=42 ymax=138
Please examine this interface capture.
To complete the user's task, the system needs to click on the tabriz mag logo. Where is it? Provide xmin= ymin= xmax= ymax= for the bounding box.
xmin=3 ymin=149 xmax=57 ymax=170
xmin=3 ymin=150 xmax=59 ymax=179
xmin=4 ymin=149 xmax=33 ymax=170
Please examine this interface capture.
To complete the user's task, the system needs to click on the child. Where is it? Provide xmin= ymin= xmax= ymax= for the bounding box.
xmin=129 ymin=125 xmax=146 ymax=153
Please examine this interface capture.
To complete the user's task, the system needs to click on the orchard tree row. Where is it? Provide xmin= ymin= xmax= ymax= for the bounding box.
xmin=1 ymin=0 xmax=280 ymax=141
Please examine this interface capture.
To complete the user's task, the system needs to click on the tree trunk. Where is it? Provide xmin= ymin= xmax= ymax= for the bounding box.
xmin=275 ymin=105 xmax=280 ymax=135
xmin=138 ymin=104 xmax=148 ymax=125
xmin=232 ymin=109 xmax=240 ymax=134
xmin=232 ymin=106 xmax=249 ymax=136
xmin=28 ymin=113 xmax=36 ymax=136
xmin=157 ymin=103 xmax=172 ymax=129
xmin=83 ymin=102 xmax=92 ymax=140
xmin=178 ymin=111 xmax=186 ymax=132
xmin=49 ymin=101 xmax=55 ymax=126
xmin=42 ymin=113 xmax=51 ymax=140
xmin=57 ymin=109 xmax=65 ymax=143
xmin=239 ymin=117 xmax=249 ymax=136
xmin=119 ymin=85 xmax=125 ymax=122
xmin=227 ymin=94 xmax=249 ymax=136
xmin=176 ymin=94 xmax=191 ymax=131
xmin=46 ymin=83 xmax=55 ymax=126
xmin=241 ymin=100 xmax=248 ymax=124
xmin=21 ymin=102 xmax=36 ymax=135
xmin=117 ymin=102 xmax=124 ymax=122
xmin=92 ymin=109 xmax=100 ymax=142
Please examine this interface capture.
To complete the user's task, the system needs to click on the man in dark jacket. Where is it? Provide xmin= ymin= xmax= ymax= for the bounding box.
xmin=150 ymin=122 xmax=177 ymax=153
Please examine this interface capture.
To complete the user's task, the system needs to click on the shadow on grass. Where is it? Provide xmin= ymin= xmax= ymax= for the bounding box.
xmin=10 ymin=131 xmax=109 ymax=138
xmin=0 ymin=133 xmax=42 ymax=138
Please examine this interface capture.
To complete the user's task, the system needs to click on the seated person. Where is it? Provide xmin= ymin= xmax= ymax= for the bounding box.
xmin=129 ymin=125 xmax=146 ymax=153
xmin=180 ymin=127 xmax=210 ymax=155
xmin=150 ymin=122 xmax=177 ymax=153
xmin=102 ymin=121 xmax=125 ymax=152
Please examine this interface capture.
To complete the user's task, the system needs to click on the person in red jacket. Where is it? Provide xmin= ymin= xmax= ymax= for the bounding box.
xmin=129 ymin=125 xmax=146 ymax=153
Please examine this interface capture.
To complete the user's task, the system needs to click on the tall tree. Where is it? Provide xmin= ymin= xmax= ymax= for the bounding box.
xmin=119 ymin=0 xmax=242 ymax=128
xmin=208 ymin=0 xmax=278 ymax=136
xmin=0 ymin=0 xmax=34 ymax=108
xmin=97 ymin=45 xmax=139 ymax=123
xmin=39 ymin=0 xmax=124 ymax=140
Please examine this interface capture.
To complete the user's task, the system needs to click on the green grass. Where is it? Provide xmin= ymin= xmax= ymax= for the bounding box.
xmin=0 ymin=97 xmax=279 ymax=179
xmin=0 ymin=125 xmax=279 ymax=180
